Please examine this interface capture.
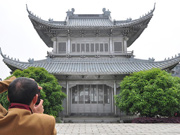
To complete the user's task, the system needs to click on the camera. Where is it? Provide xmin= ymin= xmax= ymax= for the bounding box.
xmin=35 ymin=89 xmax=41 ymax=105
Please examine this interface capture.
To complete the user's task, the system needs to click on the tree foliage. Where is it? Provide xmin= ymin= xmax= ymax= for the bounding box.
xmin=115 ymin=68 xmax=180 ymax=117
xmin=0 ymin=67 xmax=66 ymax=117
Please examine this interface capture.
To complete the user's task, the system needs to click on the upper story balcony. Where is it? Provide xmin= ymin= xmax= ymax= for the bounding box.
xmin=49 ymin=40 xmax=133 ymax=58
xmin=47 ymin=50 xmax=134 ymax=58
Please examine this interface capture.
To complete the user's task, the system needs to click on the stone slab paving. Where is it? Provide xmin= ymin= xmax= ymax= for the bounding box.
xmin=55 ymin=123 xmax=180 ymax=135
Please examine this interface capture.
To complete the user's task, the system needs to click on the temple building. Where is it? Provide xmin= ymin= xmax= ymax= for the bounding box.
xmin=1 ymin=5 xmax=180 ymax=119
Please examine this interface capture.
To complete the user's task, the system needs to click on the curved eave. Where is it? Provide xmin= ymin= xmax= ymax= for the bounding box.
xmin=127 ymin=17 xmax=152 ymax=47
xmin=28 ymin=10 xmax=153 ymax=29
xmin=30 ymin=19 xmax=53 ymax=47
xmin=2 ymin=55 xmax=180 ymax=76
xmin=28 ymin=11 xmax=153 ymax=48
xmin=27 ymin=5 xmax=154 ymax=48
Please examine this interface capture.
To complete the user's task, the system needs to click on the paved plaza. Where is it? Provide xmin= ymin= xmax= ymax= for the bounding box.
xmin=55 ymin=123 xmax=180 ymax=135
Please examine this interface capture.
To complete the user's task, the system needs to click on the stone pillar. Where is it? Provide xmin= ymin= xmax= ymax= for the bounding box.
xmin=53 ymin=40 xmax=57 ymax=53
xmin=114 ymin=81 xmax=117 ymax=115
xmin=112 ymin=86 xmax=114 ymax=113
xmin=51 ymin=37 xmax=57 ymax=53
xmin=109 ymin=37 xmax=113 ymax=53
xmin=67 ymin=36 xmax=71 ymax=54
xmin=123 ymin=36 xmax=128 ymax=52
xmin=66 ymin=80 xmax=69 ymax=115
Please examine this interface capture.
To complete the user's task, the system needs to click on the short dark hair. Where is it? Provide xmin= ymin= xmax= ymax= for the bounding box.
xmin=8 ymin=77 xmax=39 ymax=105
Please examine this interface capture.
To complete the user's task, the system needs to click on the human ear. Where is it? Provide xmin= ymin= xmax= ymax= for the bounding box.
xmin=32 ymin=94 xmax=38 ymax=105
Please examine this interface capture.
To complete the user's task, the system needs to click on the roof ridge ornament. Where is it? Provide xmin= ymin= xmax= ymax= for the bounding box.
xmin=26 ymin=4 xmax=31 ymax=14
xmin=138 ymin=3 xmax=156 ymax=19
xmin=28 ymin=58 xmax=34 ymax=64
xmin=0 ymin=47 xmax=5 ymax=58
xmin=153 ymin=3 xmax=156 ymax=12
xmin=48 ymin=18 xmax=53 ymax=22
xmin=26 ymin=4 xmax=42 ymax=20
xmin=149 ymin=3 xmax=156 ymax=13
xmin=66 ymin=8 xmax=75 ymax=17
xmin=148 ymin=57 xmax=155 ymax=62
xmin=102 ymin=8 xmax=111 ymax=17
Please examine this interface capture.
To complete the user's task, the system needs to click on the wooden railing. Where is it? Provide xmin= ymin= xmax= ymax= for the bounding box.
xmin=47 ymin=51 xmax=134 ymax=57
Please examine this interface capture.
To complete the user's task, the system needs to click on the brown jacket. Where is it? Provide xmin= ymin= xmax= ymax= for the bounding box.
xmin=0 ymin=77 xmax=57 ymax=135
xmin=0 ymin=107 xmax=57 ymax=135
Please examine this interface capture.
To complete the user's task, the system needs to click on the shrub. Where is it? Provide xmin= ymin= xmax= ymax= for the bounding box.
xmin=0 ymin=67 xmax=66 ymax=117
xmin=115 ymin=68 xmax=180 ymax=117
xmin=132 ymin=117 xmax=180 ymax=123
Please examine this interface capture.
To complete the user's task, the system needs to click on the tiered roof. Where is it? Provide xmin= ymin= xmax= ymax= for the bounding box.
xmin=1 ymin=48 xmax=180 ymax=75
xmin=2 ymin=5 xmax=179 ymax=76
xmin=27 ymin=5 xmax=155 ymax=47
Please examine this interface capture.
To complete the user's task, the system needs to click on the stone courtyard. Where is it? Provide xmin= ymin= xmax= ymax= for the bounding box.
xmin=55 ymin=123 xmax=180 ymax=135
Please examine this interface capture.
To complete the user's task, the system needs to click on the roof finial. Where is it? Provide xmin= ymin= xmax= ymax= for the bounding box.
xmin=102 ymin=8 xmax=106 ymax=12
xmin=71 ymin=8 xmax=75 ymax=13
xmin=153 ymin=3 xmax=156 ymax=11
xmin=26 ymin=4 xmax=28 ymax=10
xmin=148 ymin=57 xmax=155 ymax=62
xmin=0 ymin=47 xmax=5 ymax=58
xmin=102 ymin=8 xmax=111 ymax=17
xmin=151 ymin=3 xmax=156 ymax=13
xmin=66 ymin=8 xmax=75 ymax=17
xmin=0 ymin=47 xmax=2 ymax=55
xmin=28 ymin=58 xmax=34 ymax=64
xmin=26 ymin=4 xmax=31 ymax=14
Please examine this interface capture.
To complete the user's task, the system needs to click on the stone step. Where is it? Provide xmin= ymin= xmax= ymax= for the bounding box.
xmin=63 ymin=117 xmax=120 ymax=123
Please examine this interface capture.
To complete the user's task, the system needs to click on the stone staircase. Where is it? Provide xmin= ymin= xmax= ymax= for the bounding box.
xmin=63 ymin=116 xmax=120 ymax=123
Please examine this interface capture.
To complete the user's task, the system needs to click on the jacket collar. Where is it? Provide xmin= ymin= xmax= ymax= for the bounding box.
xmin=9 ymin=103 xmax=32 ymax=113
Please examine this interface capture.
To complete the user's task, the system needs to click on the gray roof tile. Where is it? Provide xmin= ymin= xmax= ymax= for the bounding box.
xmin=27 ymin=7 xmax=154 ymax=29
xmin=68 ymin=19 xmax=113 ymax=27
xmin=3 ymin=57 xmax=180 ymax=75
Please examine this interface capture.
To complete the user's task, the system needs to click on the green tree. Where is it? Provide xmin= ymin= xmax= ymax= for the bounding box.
xmin=0 ymin=67 xmax=66 ymax=117
xmin=115 ymin=68 xmax=180 ymax=117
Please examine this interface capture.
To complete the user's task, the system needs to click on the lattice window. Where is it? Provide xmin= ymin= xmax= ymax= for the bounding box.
xmin=58 ymin=42 xmax=66 ymax=53
xmin=100 ymin=43 xmax=103 ymax=52
xmin=98 ymin=85 xmax=103 ymax=104
xmin=95 ymin=43 xmax=99 ymax=52
xmin=81 ymin=43 xmax=85 ymax=52
xmin=72 ymin=43 xmax=76 ymax=52
xmin=114 ymin=42 xmax=122 ymax=52
xmin=105 ymin=43 xmax=108 ymax=52
xmin=71 ymin=85 xmax=111 ymax=105
xmin=77 ymin=44 xmax=80 ymax=52
xmin=85 ymin=85 xmax=90 ymax=104
xmin=79 ymin=85 xmax=84 ymax=104
xmin=91 ymin=43 xmax=94 ymax=52
xmin=72 ymin=86 xmax=78 ymax=104
xmin=91 ymin=85 xmax=97 ymax=104
xmin=104 ymin=85 xmax=110 ymax=104
xmin=86 ymin=43 xmax=90 ymax=52
xmin=71 ymin=42 xmax=109 ymax=53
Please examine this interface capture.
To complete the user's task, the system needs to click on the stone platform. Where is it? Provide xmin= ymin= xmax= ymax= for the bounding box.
xmin=55 ymin=123 xmax=180 ymax=135
xmin=63 ymin=116 xmax=120 ymax=123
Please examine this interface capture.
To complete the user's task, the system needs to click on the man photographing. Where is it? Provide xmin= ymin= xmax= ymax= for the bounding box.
xmin=0 ymin=77 xmax=57 ymax=135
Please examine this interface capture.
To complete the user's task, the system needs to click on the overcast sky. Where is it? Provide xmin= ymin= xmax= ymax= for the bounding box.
xmin=0 ymin=0 xmax=180 ymax=80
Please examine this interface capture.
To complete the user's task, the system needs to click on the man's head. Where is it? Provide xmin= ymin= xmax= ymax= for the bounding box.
xmin=8 ymin=77 xmax=39 ymax=105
